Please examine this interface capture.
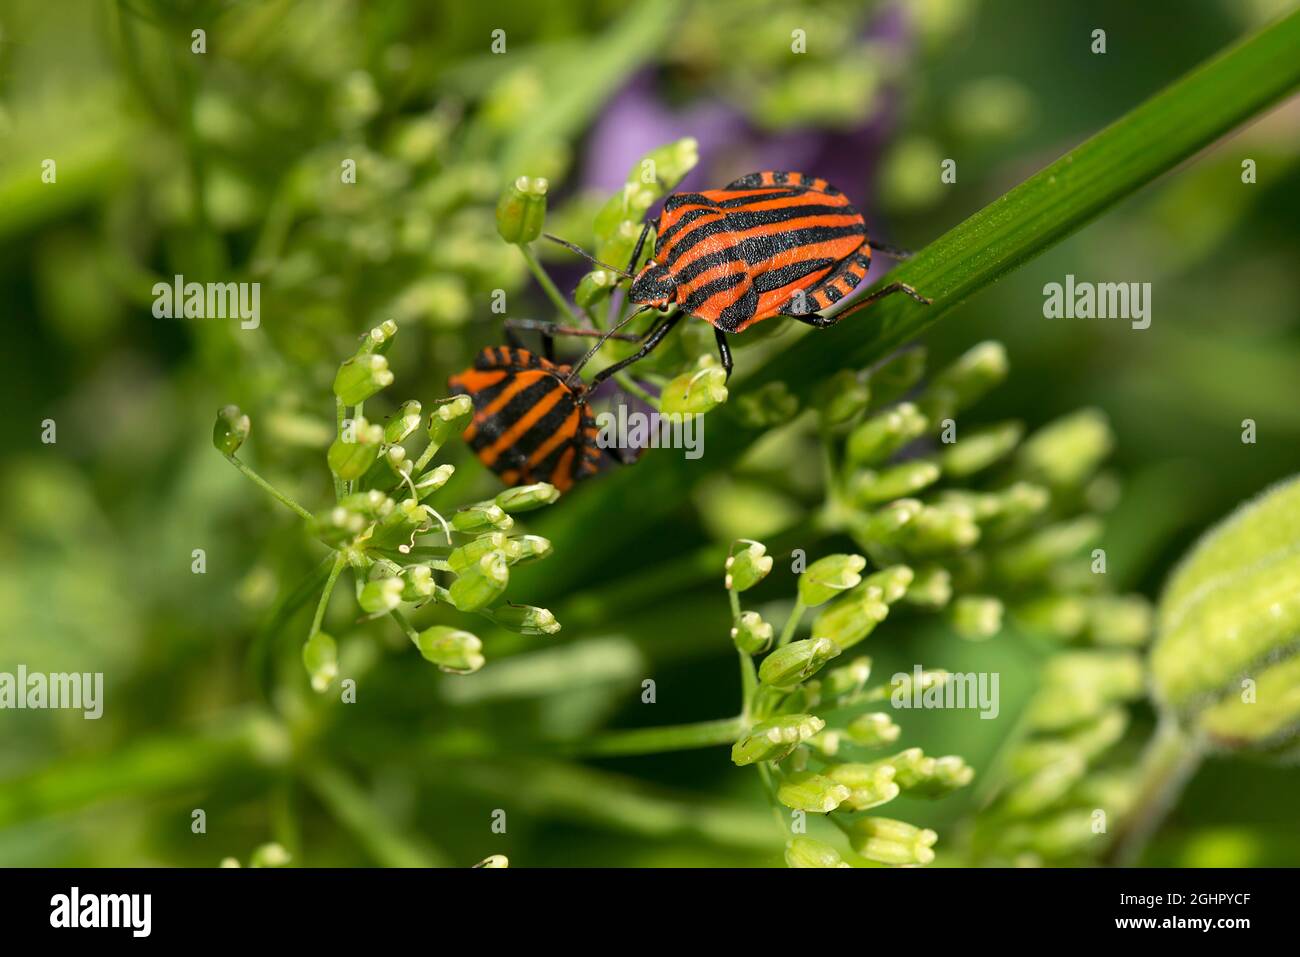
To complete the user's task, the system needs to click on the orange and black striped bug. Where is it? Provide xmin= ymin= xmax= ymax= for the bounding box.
xmin=547 ymin=169 xmax=931 ymax=387
xmin=448 ymin=345 xmax=606 ymax=493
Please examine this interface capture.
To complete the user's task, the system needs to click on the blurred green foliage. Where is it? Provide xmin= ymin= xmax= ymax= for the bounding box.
xmin=2 ymin=0 xmax=1299 ymax=867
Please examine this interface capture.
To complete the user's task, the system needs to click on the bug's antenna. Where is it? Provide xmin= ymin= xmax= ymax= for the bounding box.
xmin=565 ymin=305 xmax=653 ymax=386
xmin=544 ymin=234 xmax=635 ymax=279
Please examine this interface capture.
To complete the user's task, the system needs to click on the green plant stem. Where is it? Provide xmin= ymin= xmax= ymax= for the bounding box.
xmin=572 ymin=715 xmax=746 ymax=757
xmin=390 ymin=608 xmax=421 ymax=645
xmin=223 ymin=453 xmax=313 ymax=520
xmin=310 ymin=554 xmax=348 ymax=637
xmin=333 ymin=397 xmax=346 ymax=500
xmin=614 ymin=371 xmax=659 ymax=408
xmin=777 ymin=600 xmax=806 ymax=648
xmin=302 ymin=762 xmax=445 ymax=867
xmin=513 ymin=8 xmax=1300 ymax=604
xmin=1103 ymin=719 xmax=1204 ymax=866
xmin=520 ymin=244 xmax=582 ymax=325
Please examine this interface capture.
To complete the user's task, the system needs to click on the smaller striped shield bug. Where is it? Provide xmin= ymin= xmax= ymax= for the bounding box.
xmin=547 ymin=170 xmax=931 ymax=386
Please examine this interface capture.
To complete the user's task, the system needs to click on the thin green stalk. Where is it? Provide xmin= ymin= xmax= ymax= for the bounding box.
xmin=224 ymin=454 xmax=313 ymax=520
xmin=390 ymin=608 xmax=421 ymax=646
xmin=572 ymin=715 xmax=746 ymax=757
xmin=303 ymin=762 xmax=445 ymax=868
xmin=777 ymin=600 xmax=807 ymax=648
xmin=520 ymin=244 xmax=582 ymax=325
xmin=513 ymin=8 xmax=1300 ymax=603
xmin=1103 ymin=719 xmax=1205 ymax=866
xmin=311 ymin=554 xmax=348 ymax=636
xmin=334 ymin=396 xmax=346 ymax=500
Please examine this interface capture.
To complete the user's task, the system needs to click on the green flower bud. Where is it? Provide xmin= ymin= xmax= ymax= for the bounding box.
xmin=427 ymin=395 xmax=474 ymax=448
xmin=452 ymin=501 xmax=513 ymax=533
xmin=785 ymin=837 xmax=851 ymax=869
xmin=637 ymin=137 xmax=699 ymax=193
xmin=849 ymin=817 xmax=938 ymax=866
xmin=339 ymin=490 xmax=395 ymax=522
xmin=302 ymin=631 xmax=338 ymax=692
xmin=901 ymin=564 xmax=953 ymax=608
xmin=495 ymin=482 xmax=559 ymax=513
xmin=732 ymin=610 xmax=774 ymax=655
xmin=509 ymin=534 xmax=553 ymax=565
xmin=759 ymin=637 xmax=842 ymax=689
xmin=575 ymin=269 xmax=619 ymax=309
xmin=917 ymin=340 xmax=1008 ymax=422
xmin=777 ymin=680 xmax=822 ymax=716
xmin=777 ymin=770 xmax=852 ymax=813
xmin=811 ymin=593 xmax=889 ymax=650
xmin=885 ymin=747 xmax=937 ymax=790
xmin=798 ymin=554 xmax=866 ymax=606
xmin=416 ymin=625 xmax=485 ymax=675
xmin=731 ymin=713 xmax=825 ymax=766
xmin=359 ymin=576 xmax=404 ymax=615
xmin=328 ymin=417 xmax=384 ymax=481
xmin=846 ymin=712 xmax=901 ymax=747
xmin=939 ymin=421 xmax=1023 ymax=478
xmin=1013 ymin=408 xmax=1113 ymax=489
xmin=993 ymin=516 xmax=1102 ymax=584
xmin=213 ymin=404 xmax=251 ymax=455
xmin=448 ymin=533 xmax=514 ymax=572
xmin=815 ymin=369 xmax=870 ymax=428
xmin=725 ymin=540 xmax=773 ymax=592
xmin=449 ymin=551 xmax=509 ymax=612
xmin=400 ymin=564 xmax=436 ymax=601
xmin=734 ymin=382 xmax=799 ymax=428
xmin=867 ymin=347 xmax=927 ymax=409
xmin=850 ymin=460 xmax=941 ymax=506
xmin=356 ymin=320 xmax=399 ymax=357
xmin=826 ymin=762 xmax=900 ymax=811
xmin=414 ymin=463 xmax=455 ymax=499
xmin=863 ymin=565 xmax=913 ymax=604
xmin=249 ymin=842 xmax=291 ymax=868
xmin=908 ymin=754 xmax=975 ymax=797
xmin=846 ymin=402 xmax=928 ymax=465
xmin=473 ymin=854 xmax=509 ymax=868
xmin=900 ymin=502 xmax=981 ymax=555
xmin=485 ymin=603 xmax=560 ymax=636
xmin=852 ymin=498 xmax=923 ymax=548
xmin=1027 ymin=651 xmax=1144 ymax=731
xmin=660 ymin=361 xmax=728 ymax=415
xmin=1015 ymin=593 xmax=1088 ymax=640
xmin=806 ymin=728 xmax=842 ymax=756
xmin=384 ymin=400 xmax=423 ymax=444
xmin=369 ymin=497 xmax=432 ymax=549
xmin=334 ymin=354 xmax=394 ymax=406
xmin=309 ymin=505 xmax=368 ymax=546
xmin=1086 ymin=594 xmax=1153 ymax=647
xmin=1002 ymin=749 xmax=1086 ymax=816
xmin=821 ymin=657 xmax=873 ymax=698
xmin=495 ymin=175 xmax=548 ymax=244
xmin=950 ymin=595 xmax=1004 ymax=640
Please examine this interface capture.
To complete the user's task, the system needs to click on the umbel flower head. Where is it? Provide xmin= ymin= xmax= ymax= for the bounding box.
xmin=216 ymin=321 xmax=562 ymax=686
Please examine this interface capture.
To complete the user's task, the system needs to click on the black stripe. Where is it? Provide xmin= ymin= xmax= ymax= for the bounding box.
xmin=531 ymin=441 xmax=575 ymax=485
xmin=509 ymin=391 xmax=579 ymax=461
xmin=752 ymin=257 xmax=836 ymax=293
xmin=714 ymin=283 xmax=760 ymax=333
xmin=468 ymin=376 xmax=563 ymax=452
xmin=666 ymin=204 xmax=861 ymax=266
xmin=663 ymin=188 xmax=799 ymax=213
xmin=657 ymin=206 xmax=723 ymax=246
xmin=680 ymin=272 xmax=749 ymax=315
xmin=453 ymin=374 xmax=512 ymax=408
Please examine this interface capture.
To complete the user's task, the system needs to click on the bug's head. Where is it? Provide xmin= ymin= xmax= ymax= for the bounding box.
xmin=629 ymin=262 xmax=676 ymax=309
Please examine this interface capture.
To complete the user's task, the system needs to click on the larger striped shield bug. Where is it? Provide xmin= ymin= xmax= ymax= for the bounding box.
xmin=547 ymin=170 xmax=931 ymax=386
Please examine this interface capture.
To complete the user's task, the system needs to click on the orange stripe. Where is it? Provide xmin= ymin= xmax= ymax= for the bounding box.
xmin=479 ymin=381 xmax=567 ymax=466
xmin=525 ymin=406 xmax=580 ymax=467
xmin=462 ymin=370 xmax=546 ymax=442
xmin=550 ymin=447 xmax=576 ymax=492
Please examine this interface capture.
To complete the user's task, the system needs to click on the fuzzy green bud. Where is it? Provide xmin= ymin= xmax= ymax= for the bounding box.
xmin=864 ymin=565 xmax=914 ymax=604
xmin=495 ymin=482 xmax=559 ymax=513
xmin=725 ymin=540 xmax=773 ymax=592
xmin=1014 ymin=408 xmax=1114 ymax=489
xmin=249 ymin=843 xmax=292 ymax=868
xmin=1015 ymin=593 xmax=1089 ymax=640
xmin=868 ymin=347 xmax=927 ymax=409
xmin=902 ymin=502 xmax=981 ymax=555
xmin=327 ymin=417 xmax=385 ymax=480
xmin=448 ymin=533 xmax=515 ymax=573
xmin=798 ymin=553 xmax=866 ymax=606
xmin=384 ymin=400 xmax=423 ymax=444
xmin=732 ymin=610 xmax=774 ymax=654
xmin=486 ymin=603 xmax=561 ymax=636
xmin=427 ymin=395 xmax=474 ymax=448
xmin=850 ymin=460 xmax=941 ymax=506
xmin=213 ymin=404 xmax=250 ymax=455
xmin=575 ymin=269 xmax=619 ymax=309
xmin=449 ymin=551 xmax=509 ymax=612
xmin=852 ymin=498 xmax=923 ymax=548
xmin=734 ymin=382 xmax=799 ymax=428
xmin=400 ymin=564 xmax=435 ymax=601
xmin=416 ymin=625 xmax=485 ymax=675
xmin=495 ymin=175 xmax=548 ymax=244
xmin=302 ymin=631 xmax=338 ymax=692
xmin=909 ymin=754 xmax=975 ymax=797
xmin=849 ymin=817 xmax=938 ymax=866
xmin=1086 ymin=594 xmax=1153 ymax=647
xmin=811 ymin=593 xmax=889 ymax=650
xmin=359 ymin=576 xmax=404 ymax=615
xmin=355 ymin=320 xmax=398 ymax=357
xmin=826 ymin=762 xmax=901 ymax=811
xmin=846 ymin=402 xmax=928 ymax=465
xmin=777 ymin=770 xmax=852 ymax=813
xmin=334 ymin=354 xmax=394 ymax=406
xmin=452 ymin=502 xmax=514 ymax=533
xmin=901 ymin=564 xmax=953 ymax=608
xmin=730 ymin=713 xmax=825 ymax=766
xmin=510 ymin=534 xmax=553 ymax=565
xmin=473 ymin=854 xmax=509 ymax=868
xmin=660 ymin=361 xmax=728 ymax=415
xmin=940 ymin=421 xmax=1023 ymax=477
xmin=821 ymin=657 xmax=873 ymax=698
xmin=414 ymin=463 xmax=456 ymax=499
xmin=993 ymin=516 xmax=1102 ymax=584
xmin=369 ymin=497 xmax=432 ymax=549
xmin=759 ymin=637 xmax=842 ymax=689
xmin=917 ymin=341 xmax=1008 ymax=422
xmin=310 ymin=505 xmax=368 ymax=546
xmin=846 ymin=712 xmax=901 ymax=747
xmin=815 ymin=369 xmax=870 ymax=428
xmin=785 ymin=837 xmax=851 ymax=869
xmin=951 ymin=594 xmax=1004 ymax=640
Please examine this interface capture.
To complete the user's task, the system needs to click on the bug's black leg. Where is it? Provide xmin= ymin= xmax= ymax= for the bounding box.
xmin=626 ymin=220 xmax=653 ymax=273
xmin=714 ymin=327 xmax=734 ymax=381
xmin=585 ymin=312 xmax=684 ymax=391
xmin=795 ymin=281 xmax=933 ymax=328
xmin=870 ymin=242 xmax=915 ymax=261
